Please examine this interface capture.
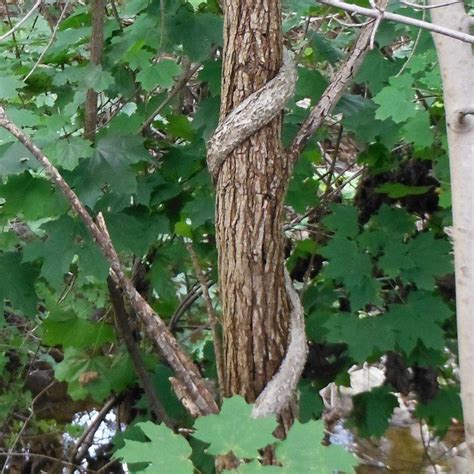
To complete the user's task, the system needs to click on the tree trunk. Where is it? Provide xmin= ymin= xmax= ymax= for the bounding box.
xmin=84 ymin=0 xmax=105 ymax=141
xmin=429 ymin=0 xmax=474 ymax=468
xmin=216 ymin=0 xmax=291 ymax=402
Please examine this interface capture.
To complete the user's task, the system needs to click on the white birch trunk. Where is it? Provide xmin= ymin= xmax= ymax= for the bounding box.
xmin=429 ymin=0 xmax=474 ymax=466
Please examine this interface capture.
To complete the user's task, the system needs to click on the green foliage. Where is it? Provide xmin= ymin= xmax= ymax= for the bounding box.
xmin=276 ymin=420 xmax=357 ymax=473
xmin=117 ymin=397 xmax=357 ymax=473
xmin=115 ymin=421 xmax=194 ymax=473
xmin=193 ymin=396 xmax=276 ymax=458
xmin=0 ymin=252 xmax=38 ymax=315
xmin=350 ymin=386 xmax=399 ymax=438
xmin=0 ymin=0 xmax=460 ymax=465
xmin=415 ymin=388 xmax=463 ymax=435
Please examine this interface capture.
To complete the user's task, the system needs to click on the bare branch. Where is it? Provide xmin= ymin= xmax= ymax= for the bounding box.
xmin=84 ymin=0 xmax=105 ymax=141
xmin=0 ymin=0 xmax=41 ymax=43
xmin=401 ymin=0 xmax=463 ymax=10
xmin=185 ymin=242 xmax=225 ymax=399
xmin=107 ymin=277 xmax=176 ymax=428
xmin=67 ymin=394 xmax=120 ymax=471
xmin=0 ymin=106 xmax=218 ymax=416
xmin=317 ymin=0 xmax=474 ymax=44
xmin=24 ymin=1 xmax=71 ymax=82
xmin=139 ymin=61 xmax=201 ymax=134
xmin=289 ymin=2 xmax=387 ymax=160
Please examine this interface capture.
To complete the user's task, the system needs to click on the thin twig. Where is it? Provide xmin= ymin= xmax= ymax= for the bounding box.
xmin=107 ymin=277 xmax=175 ymax=428
xmin=24 ymin=0 xmax=71 ymax=82
xmin=67 ymin=395 xmax=120 ymax=472
xmin=84 ymin=0 xmax=105 ymax=141
xmin=0 ymin=0 xmax=20 ymax=57
xmin=401 ymin=0 xmax=462 ymax=9
xmin=289 ymin=1 xmax=388 ymax=161
xmin=139 ymin=62 xmax=201 ymax=134
xmin=0 ymin=452 xmax=90 ymax=473
xmin=0 ymin=0 xmax=42 ymax=42
xmin=185 ymin=242 xmax=225 ymax=398
xmin=159 ymin=0 xmax=166 ymax=53
xmin=110 ymin=0 xmax=123 ymax=31
xmin=396 ymin=6 xmax=425 ymax=77
xmin=419 ymin=420 xmax=439 ymax=473
xmin=369 ymin=0 xmax=384 ymax=49
xmin=1 ymin=381 xmax=56 ymax=474
xmin=317 ymin=0 xmax=474 ymax=44
xmin=169 ymin=276 xmax=215 ymax=331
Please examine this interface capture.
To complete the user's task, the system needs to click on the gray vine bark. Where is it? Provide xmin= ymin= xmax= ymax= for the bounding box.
xmin=216 ymin=0 xmax=291 ymax=404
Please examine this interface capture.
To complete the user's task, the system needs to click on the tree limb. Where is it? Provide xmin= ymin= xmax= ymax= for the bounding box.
xmin=185 ymin=242 xmax=225 ymax=399
xmin=107 ymin=277 xmax=176 ymax=428
xmin=317 ymin=0 xmax=474 ymax=44
xmin=0 ymin=106 xmax=218 ymax=416
xmin=84 ymin=0 xmax=105 ymax=141
xmin=289 ymin=0 xmax=388 ymax=161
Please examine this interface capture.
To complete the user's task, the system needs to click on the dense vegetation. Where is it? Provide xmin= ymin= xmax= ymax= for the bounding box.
xmin=0 ymin=0 xmax=465 ymax=472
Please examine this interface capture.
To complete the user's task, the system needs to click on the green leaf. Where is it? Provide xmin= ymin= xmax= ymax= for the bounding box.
xmin=324 ymin=314 xmax=396 ymax=362
xmin=322 ymin=204 xmax=359 ymax=239
xmin=402 ymin=233 xmax=452 ymax=290
xmin=401 ymin=111 xmax=434 ymax=149
xmin=415 ymin=388 xmax=462 ymax=434
xmin=198 ymin=59 xmax=222 ymax=96
xmin=23 ymin=215 xmax=108 ymax=289
xmin=233 ymin=460 xmax=282 ymax=473
xmin=54 ymin=348 xmax=111 ymax=401
xmin=0 ymin=75 xmax=25 ymax=99
xmin=0 ymin=141 xmax=39 ymax=176
xmin=371 ymin=204 xmax=414 ymax=236
xmin=105 ymin=211 xmax=169 ymax=256
xmin=311 ymin=33 xmax=344 ymax=64
xmin=0 ymin=252 xmax=38 ymax=315
xmin=43 ymin=310 xmax=115 ymax=349
xmin=385 ymin=292 xmax=452 ymax=355
xmin=276 ymin=420 xmax=357 ymax=473
xmin=169 ymin=10 xmax=223 ymax=61
xmin=298 ymin=382 xmax=324 ymax=423
xmin=0 ymin=172 xmax=67 ymax=219
xmin=43 ymin=136 xmax=93 ymax=171
xmin=375 ymin=183 xmax=432 ymax=198
xmin=356 ymin=50 xmax=399 ymax=94
xmin=137 ymin=60 xmax=182 ymax=91
xmin=193 ymin=396 xmax=276 ymax=458
xmin=115 ymin=422 xmax=193 ymax=474
xmin=193 ymin=96 xmax=220 ymax=140
xmin=351 ymin=386 xmax=398 ymax=438
xmin=82 ymin=64 xmax=114 ymax=92
xmin=321 ymin=237 xmax=381 ymax=309
xmin=182 ymin=194 xmax=215 ymax=228
xmin=71 ymin=133 xmax=151 ymax=204
xmin=373 ymin=75 xmax=417 ymax=123
xmin=294 ymin=68 xmax=327 ymax=104
xmin=378 ymin=240 xmax=415 ymax=278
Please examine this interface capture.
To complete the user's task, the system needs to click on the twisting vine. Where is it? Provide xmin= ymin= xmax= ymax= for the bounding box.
xmin=206 ymin=49 xmax=308 ymax=418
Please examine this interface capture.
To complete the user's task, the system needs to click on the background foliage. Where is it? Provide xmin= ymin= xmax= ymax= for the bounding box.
xmin=0 ymin=0 xmax=459 ymax=472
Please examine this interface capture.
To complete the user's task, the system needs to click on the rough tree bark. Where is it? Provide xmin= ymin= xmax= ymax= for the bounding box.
xmin=216 ymin=1 xmax=291 ymax=403
xmin=429 ymin=0 xmax=474 ymax=468
xmin=84 ymin=0 xmax=105 ymax=141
